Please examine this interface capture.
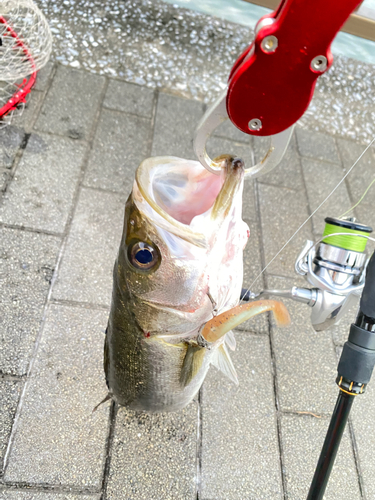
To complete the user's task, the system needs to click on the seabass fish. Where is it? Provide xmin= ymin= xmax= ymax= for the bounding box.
xmin=103 ymin=155 xmax=289 ymax=412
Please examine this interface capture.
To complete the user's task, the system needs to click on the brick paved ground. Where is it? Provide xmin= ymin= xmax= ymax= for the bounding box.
xmin=1 ymin=27 xmax=375 ymax=500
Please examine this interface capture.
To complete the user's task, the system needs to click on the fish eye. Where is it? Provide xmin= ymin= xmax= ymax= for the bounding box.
xmin=128 ymin=241 xmax=160 ymax=271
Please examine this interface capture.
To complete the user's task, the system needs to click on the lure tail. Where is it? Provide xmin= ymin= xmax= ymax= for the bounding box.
xmin=201 ymin=299 xmax=290 ymax=343
xmin=180 ymin=300 xmax=290 ymax=387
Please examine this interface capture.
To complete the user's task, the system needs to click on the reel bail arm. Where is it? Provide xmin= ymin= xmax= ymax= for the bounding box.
xmin=241 ymin=286 xmax=316 ymax=305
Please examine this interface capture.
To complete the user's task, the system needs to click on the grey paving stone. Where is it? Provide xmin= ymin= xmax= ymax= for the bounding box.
xmin=16 ymin=90 xmax=44 ymax=133
xmin=293 ymin=370 xmax=375 ymax=500
xmin=0 ymin=379 xmax=22 ymax=472
xmin=346 ymin=191 xmax=375 ymax=258
xmin=239 ymin=219 xmax=268 ymax=335
xmin=0 ymin=133 xmax=86 ymax=233
xmin=4 ymin=304 xmax=109 ymax=488
xmin=212 ymin=119 xmax=252 ymax=143
xmin=269 ymin=275 xmax=338 ymax=414
xmin=0 ymin=125 xmax=24 ymax=169
xmin=296 ymin=128 xmax=340 ymax=163
xmin=200 ymin=335 xmax=283 ymax=500
xmin=256 ymin=133 xmax=304 ymax=191
xmin=252 ymin=135 xmax=269 ymax=163
xmin=0 ymin=493 xmax=99 ymax=500
xmin=336 ymin=138 xmax=375 ymax=202
xmin=281 ymin=413 xmax=360 ymax=500
xmin=0 ymin=227 xmax=60 ymax=375
xmin=242 ymin=220 xmax=262 ymax=287
xmin=83 ymin=109 xmax=151 ymax=193
xmin=301 ymin=157 xmax=352 ymax=235
xmin=151 ymin=92 xmax=203 ymax=160
xmin=336 ymin=138 xmax=375 ymax=248
xmin=106 ymin=403 xmax=198 ymax=500
xmin=34 ymin=66 xmax=105 ymax=140
xmin=257 ymin=183 xmax=313 ymax=278
xmin=104 ymin=79 xmax=155 ymax=117
xmin=351 ymin=380 xmax=375 ymax=499
xmin=0 ymin=169 xmax=7 ymax=191
xmin=242 ymin=179 xmax=257 ymax=223
xmin=351 ymin=203 xmax=375 ymax=261
xmin=34 ymin=61 xmax=55 ymax=91
xmin=53 ymin=187 xmax=125 ymax=306
xmin=331 ymin=296 xmax=360 ymax=346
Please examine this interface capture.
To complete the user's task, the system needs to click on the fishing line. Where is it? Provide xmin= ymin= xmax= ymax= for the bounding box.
xmin=339 ymin=177 xmax=375 ymax=219
xmin=240 ymin=136 xmax=375 ymax=304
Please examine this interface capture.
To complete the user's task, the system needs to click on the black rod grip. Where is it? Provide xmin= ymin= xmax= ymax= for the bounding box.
xmin=360 ymin=252 xmax=375 ymax=319
xmin=338 ymin=337 xmax=375 ymax=384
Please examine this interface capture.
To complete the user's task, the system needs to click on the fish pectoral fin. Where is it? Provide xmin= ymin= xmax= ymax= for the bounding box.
xmin=225 ymin=330 xmax=236 ymax=351
xmin=211 ymin=343 xmax=239 ymax=386
xmin=180 ymin=344 xmax=206 ymax=388
xmin=92 ymin=393 xmax=112 ymax=413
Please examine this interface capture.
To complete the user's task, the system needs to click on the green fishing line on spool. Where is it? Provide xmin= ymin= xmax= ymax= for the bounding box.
xmin=322 ymin=221 xmax=369 ymax=253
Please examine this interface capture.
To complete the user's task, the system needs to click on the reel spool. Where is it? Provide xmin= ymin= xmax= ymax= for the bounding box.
xmin=322 ymin=216 xmax=372 ymax=253
xmin=0 ymin=0 xmax=52 ymax=127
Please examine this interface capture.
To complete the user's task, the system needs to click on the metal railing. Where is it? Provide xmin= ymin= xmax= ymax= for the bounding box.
xmin=243 ymin=0 xmax=375 ymax=41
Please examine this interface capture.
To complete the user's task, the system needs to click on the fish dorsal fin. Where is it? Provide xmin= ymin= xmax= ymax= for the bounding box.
xmin=225 ymin=330 xmax=236 ymax=351
xmin=211 ymin=343 xmax=238 ymax=386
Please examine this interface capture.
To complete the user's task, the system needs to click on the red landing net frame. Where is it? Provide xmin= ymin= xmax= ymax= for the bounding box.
xmin=0 ymin=15 xmax=36 ymax=125
xmin=0 ymin=0 xmax=52 ymax=127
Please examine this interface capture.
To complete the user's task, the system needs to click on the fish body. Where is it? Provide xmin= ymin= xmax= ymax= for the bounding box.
xmin=104 ymin=155 xmax=249 ymax=412
xmin=104 ymin=156 xmax=290 ymax=413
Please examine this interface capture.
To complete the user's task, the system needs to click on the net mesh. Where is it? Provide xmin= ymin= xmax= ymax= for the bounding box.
xmin=0 ymin=0 xmax=52 ymax=81
xmin=0 ymin=78 xmax=27 ymax=127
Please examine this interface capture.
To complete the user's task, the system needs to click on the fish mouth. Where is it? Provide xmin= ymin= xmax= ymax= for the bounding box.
xmin=134 ymin=155 xmax=244 ymax=247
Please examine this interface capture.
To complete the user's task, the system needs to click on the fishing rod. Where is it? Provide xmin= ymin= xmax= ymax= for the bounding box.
xmin=241 ymin=216 xmax=375 ymax=497
xmin=307 ymin=244 xmax=375 ymax=498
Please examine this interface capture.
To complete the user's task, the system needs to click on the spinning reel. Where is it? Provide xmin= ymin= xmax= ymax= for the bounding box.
xmin=244 ymin=215 xmax=375 ymax=499
xmin=242 ymin=216 xmax=373 ymax=331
